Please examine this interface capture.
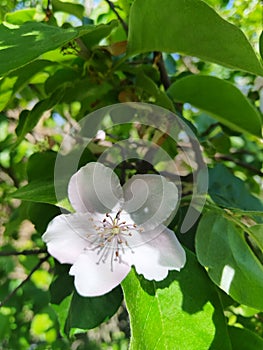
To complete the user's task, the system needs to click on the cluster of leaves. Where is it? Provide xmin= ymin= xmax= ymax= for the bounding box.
xmin=0 ymin=0 xmax=263 ymax=349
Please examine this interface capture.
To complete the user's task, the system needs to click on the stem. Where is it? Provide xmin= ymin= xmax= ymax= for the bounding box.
xmin=0 ymin=248 xmax=47 ymax=257
xmin=153 ymin=52 xmax=171 ymax=90
xmin=105 ymin=0 xmax=128 ymax=34
xmin=0 ymin=255 xmax=49 ymax=308
xmin=215 ymin=154 xmax=263 ymax=177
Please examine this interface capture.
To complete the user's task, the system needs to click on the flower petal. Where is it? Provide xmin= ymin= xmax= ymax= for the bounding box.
xmin=123 ymin=174 xmax=178 ymax=230
xmin=131 ymin=226 xmax=186 ymax=281
xmin=69 ymin=253 xmax=131 ymax=297
xmin=42 ymin=213 xmax=94 ymax=264
xmin=68 ymin=162 xmax=123 ymax=213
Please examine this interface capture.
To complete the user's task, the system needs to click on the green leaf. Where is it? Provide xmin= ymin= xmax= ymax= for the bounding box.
xmin=122 ymin=250 xmax=231 ymax=350
xmin=196 ymin=212 xmax=263 ymax=310
xmin=5 ymin=8 xmax=39 ymax=25
xmin=50 ymin=263 xmax=74 ymax=305
xmin=136 ymin=70 xmax=175 ymax=111
xmin=209 ymin=164 xmax=263 ymax=211
xmin=65 ymin=287 xmax=123 ymax=332
xmin=168 ymin=75 xmax=262 ymax=137
xmin=128 ymin=0 xmax=263 ymax=75
xmin=228 ymin=326 xmax=263 ymax=349
xmin=52 ymin=0 xmax=84 ymax=20
xmin=248 ymin=225 xmax=263 ymax=252
xmin=0 ymin=21 xmax=117 ymax=76
xmin=0 ymin=60 xmax=54 ymax=111
xmin=10 ymin=179 xmax=70 ymax=210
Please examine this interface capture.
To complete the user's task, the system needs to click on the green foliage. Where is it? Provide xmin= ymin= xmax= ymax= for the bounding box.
xmin=0 ymin=0 xmax=262 ymax=349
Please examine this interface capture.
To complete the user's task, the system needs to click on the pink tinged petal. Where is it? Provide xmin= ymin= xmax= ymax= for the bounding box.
xmin=68 ymin=162 xmax=123 ymax=214
xmin=42 ymin=213 xmax=94 ymax=264
xmin=131 ymin=227 xmax=186 ymax=281
xmin=123 ymin=174 xmax=178 ymax=230
xmin=69 ymin=253 xmax=131 ymax=297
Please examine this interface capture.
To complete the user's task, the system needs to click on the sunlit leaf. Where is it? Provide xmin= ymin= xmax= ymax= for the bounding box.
xmin=122 ymin=251 xmax=231 ymax=349
xmin=128 ymin=0 xmax=263 ymax=75
xmin=196 ymin=212 xmax=263 ymax=310
xmin=168 ymin=75 xmax=262 ymax=137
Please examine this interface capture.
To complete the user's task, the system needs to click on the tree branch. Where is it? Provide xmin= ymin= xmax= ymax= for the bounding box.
xmin=215 ymin=154 xmax=263 ymax=177
xmin=0 ymin=255 xmax=49 ymax=308
xmin=153 ymin=52 xmax=171 ymax=90
xmin=105 ymin=0 xmax=128 ymax=34
xmin=0 ymin=248 xmax=47 ymax=257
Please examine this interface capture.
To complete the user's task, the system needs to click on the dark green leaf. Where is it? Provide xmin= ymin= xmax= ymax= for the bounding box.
xmin=209 ymin=164 xmax=263 ymax=211
xmin=128 ymin=0 xmax=263 ymax=75
xmin=65 ymin=287 xmax=123 ymax=331
xmin=196 ymin=212 xmax=263 ymax=310
xmin=122 ymin=250 xmax=231 ymax=349
xmin=0 ymin=21 xmax=117 ymax=76
xmin=228 ymin=326 xmax=263 ymax=349
xmin=168 ymin=75 xmax=262 ymax=137
xmin=50 ymin=263 xmax=74 ymax=305
xmin=136 ymin=70 xmax=175 ymax=111
xmin=10 ymin=179 xmax=70 ymax=210
xmin=248 ymin=225 xmax=263 ymax=252
xmin=27 ymin=151 xmax=57 ymax=182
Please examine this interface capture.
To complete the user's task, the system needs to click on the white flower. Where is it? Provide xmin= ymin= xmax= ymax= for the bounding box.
xmin=43 ymin=162 xmax=186 ymax=297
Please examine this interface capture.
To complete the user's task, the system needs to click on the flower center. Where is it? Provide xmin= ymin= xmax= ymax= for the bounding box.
xmin=86 ymin=210 xmax=143 ymax=271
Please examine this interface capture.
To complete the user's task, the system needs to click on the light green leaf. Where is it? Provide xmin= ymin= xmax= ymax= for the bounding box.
xmin=248 ymin=225 xmax=263 ymax=252
xmin=52 ymin=0 xmax=84 ymax=20
xmin=168 ymin=75 xmax=262 ymax=137
xmin=65 ymin=287 xmax=123 ymax=332
xmin=0 ymin=60 xmax=54 ymax=111
xmin=122 ymin=250 xmax=231 ymax=350
xmin=128 ymin=0 xmax=263 ymax=75
xmin=5 ymin=8 xmax=40 ymax=25
xmin=0 ymin=21 xmax=117 ymax=76
xmin=228 ymin=326 xmax=263 ymax=350
xmin=196 ymin=212 xmax=263 ymax=310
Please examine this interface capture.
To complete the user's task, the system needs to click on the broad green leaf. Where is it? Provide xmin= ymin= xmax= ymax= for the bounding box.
xmin=15 ymin=89 xmax=64 ymax=143
xmin=209 ymin=164 xmax=263 ymax=211
xmin=228 ymin=326 xmax=263 ymax=349
xmin=27 ymin=151 xmax=57 ymax=182
xmin=10 ymin=179 xmax=70 ymax=210
xmin=0 ymin=21 xmax=117 ymax=76
xmin=168 ymin=75 xmax=262 ymax=137
xmin=28 ymin=202 xmax=60 ymax=234
xmin=5 ymin=8 xmax=41 ymax=24
xmin=122 ymin=251 xmax=231 ymax=350
xmin=65 ymin=287 xmax=123 ymax=332
xmin=128 ymin=0 xmax=263 ymax=75
xmin=196 ymin=212 xmax=263 ymax=310
xmin=44 ymin=68 xmax=79 ymax=94
xmin=50 ymin=263 xmax=74 ymax=305
xmin=52 ymin=0 xmax=84 ymax=20
xmin=0 ymin=60 xmax=54 ymax=111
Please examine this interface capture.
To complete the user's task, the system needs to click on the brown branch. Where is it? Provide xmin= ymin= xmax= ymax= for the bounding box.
xmin=215 ymin=154 xmax=263 ymax=177
xmin=153 ymin=52 xmax=171 ymax=90
xmin=0 ymin=255 xmax=49 ymax=308
xmin=0 ymin=248 xmax=47 ymax=257
xmin=105 ymin=0 xmax=128 ymax=34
